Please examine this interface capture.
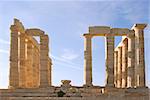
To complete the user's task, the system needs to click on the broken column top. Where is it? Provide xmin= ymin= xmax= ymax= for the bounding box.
xmin=13 ymin=18 xmax=25 ymax=33
xmin=131 ymin=24 xmax=147 ymax=30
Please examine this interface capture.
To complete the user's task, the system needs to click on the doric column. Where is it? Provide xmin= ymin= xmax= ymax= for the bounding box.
xmin=105 ymin=34 xmax=114 ymax=87
xmin=19 ymin=33 xmax=26 ymax=88
xmin=32 ymin=47 xmax=40 ymax=87
xmin=83 ymin=34 xmax=93 ymax=86
xmin=117 ymin=47 xmax=122 ymax=88
xmin=9 ymin=25 xmax=19 ymax=88
xmin=40 ymin=34 xmax=49 ymax=87
xmin=132 ymin=24 xmax=147 ymax=87
xmin=36 ymin=48 xmax=40 ymax=87
xmin=122 ymin=39 xmax=128 ymax=88
xmin=26 ymin=40 xmax=33 ymax=88
xmin=127 ymin=30 xmax=135 ymax=88
xmin=114 ymin=51 xmax=118 ymax=87
xmin=48 ymin=58 xmax=52 ymax=86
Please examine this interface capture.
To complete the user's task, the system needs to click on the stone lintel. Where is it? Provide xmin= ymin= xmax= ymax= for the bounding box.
xmin=111 ymin=28 xmax=129 ymax=36
xmin=131 ymin=24 xmax=147 ymax=30
xmin=27 ymin=36 xmax=40 ymax=50
xmin=83 ymin=33 xmax=105 ymax=37
xmin=26 ymin=28 xmax=45 ymax=36
xmin=89 ymin=26 xmax=110 ymax=34
xmin=89 ymin=26 xmax=130 ymax=36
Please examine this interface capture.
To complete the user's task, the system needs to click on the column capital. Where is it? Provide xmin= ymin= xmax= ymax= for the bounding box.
xmin=127 ymin=30 xmax=135 ymax=38
xmin=83 ymin=33 xmax=93 ymax=38
xmin=131 ymin=24 xmax=147 ymax=30
xmin=10 ymin=25 xmax=18 ymax=33
xmin=105 ymin=32 xmax=114 ymax=37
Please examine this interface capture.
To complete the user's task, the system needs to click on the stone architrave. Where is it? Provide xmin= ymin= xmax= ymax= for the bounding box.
xmin=40 ymin=35 xmax=49 ymax=87
xmin=122 ymin=39 xmax=128 ymax=88
xmin=132 ymin=24 xmax=147 ymax=87
xmin=105 ymin=33 xmax=114 ymax=87
xmin=83 ymin=34 xmax=93 ymax=86
xmin=9 ymin=25 xmax=19 ymax=88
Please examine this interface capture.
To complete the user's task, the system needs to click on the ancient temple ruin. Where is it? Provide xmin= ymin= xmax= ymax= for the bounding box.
xmin=83 ymin=24 xmax=146 ymax=88
xmin=9 ymin=19 xmax=52 ymax=89
xmin=0 ymin=19 xmax=149 ymax=100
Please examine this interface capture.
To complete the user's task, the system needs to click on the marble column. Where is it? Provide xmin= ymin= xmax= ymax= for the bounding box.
xmin=114 ymin=51 xmax=118 ymax=87
xmin=9 ymin=25 xmax=19 ymax=88
xmin=117 ymin=47 xmax=122 ymax=88
xmin=36 ymin=49 xmax=40 ymax=87
xmin=40 ymin=34 xmax=49 ymax=87
xmin=105 ymin=34 xmax=114 ymax=87
xmin=48 ymin=58 xmax=52 ymax=86
xmin=122 ymin=39 xmax=128 ymax=88
xmin=19 ymin=33 xmax=26 ymax=88
xmin=26 ymin=40 xmax=34 ymax=88
xmin=33 ymin=47 xmax=40 ymax=87
xmin=84 ymin=34 xmax=93 ymax=86
xmin=127 ymin=30 xmax=135 ymax=88
xmin=132 ymin=24 xmax=147 ymax=87
xmin=32 ymin=46 xmax=37 ymax=87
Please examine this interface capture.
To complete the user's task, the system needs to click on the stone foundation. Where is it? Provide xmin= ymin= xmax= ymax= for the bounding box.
xmin=0 ymin=87 xmax=149 ymax=100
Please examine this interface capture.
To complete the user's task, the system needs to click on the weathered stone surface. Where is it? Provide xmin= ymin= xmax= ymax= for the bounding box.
xmin=9 ymin=19 xmax=52 ymax=89
xmin=111 ymin=28 xmax=129 ymax=36
xmin=121 ymin=38 xmax=128 ymax=88
xmin=105 ymin=34 xmax=114 ymax=87
xmin=2 ymin=19 xmax=150 ymax=100
xmin=132 ymin=24 xmax=147 ymax=87
xmin=83 ymin=34 xmax=93 ymax=86
xmin=89 ymin=26 xmax=110 ymax=35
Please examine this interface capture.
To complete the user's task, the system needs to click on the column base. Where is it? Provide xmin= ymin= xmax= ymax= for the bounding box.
xmin=104 ymin=86 xmax=117 ymax=93
xmin=83 ymin=83 xmax=93 ymax=88
xmin=105 ymin=84 xmax=115 ymax=88
xmin=134 ymin=86 xmax=148 ymax=89
xmin=39 ymin=84 xmax=49 ymax=88
xmin=8 ymin=86 xmax=18 ymax=89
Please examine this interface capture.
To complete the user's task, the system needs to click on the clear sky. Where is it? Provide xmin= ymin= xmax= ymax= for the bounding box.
xmin=0 ymin=0 xmax=149 ymax=88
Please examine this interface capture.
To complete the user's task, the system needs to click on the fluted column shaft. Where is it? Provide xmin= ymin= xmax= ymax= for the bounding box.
xmin=114 ymin=51 xmax=118 ymax=87
xmin=122 ymin=39 xmax=128 ymax=88
xmin=32 ymin=47 xmax=40 ymax=87
xmin=40 ymin=35 xmax=49 ymax=87
xmin=26 ymin=40 xmax=33 ymax=88
xmin=117 ymin=47 xmax=122 ymax=88
xmin=84 ymin=34 xmax=93 ymax=86
xmin=127 ymin=30 xmax=135 ymax=87
xmin=105 ymin=34 xmax=114 ymax=87
xmin=9 ymin=25 xmax=19 ymax=88
xmin=132 ymin=24 xmax=147 ymax=87
xmin=19 ymin=33 xmax=26 ymax=88
xmin=48 ymin=58 xmax=52 ymax=86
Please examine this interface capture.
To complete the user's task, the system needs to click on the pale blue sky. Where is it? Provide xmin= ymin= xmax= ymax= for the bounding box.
xmin=0 ymin=0 xmax=149 ymax=88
